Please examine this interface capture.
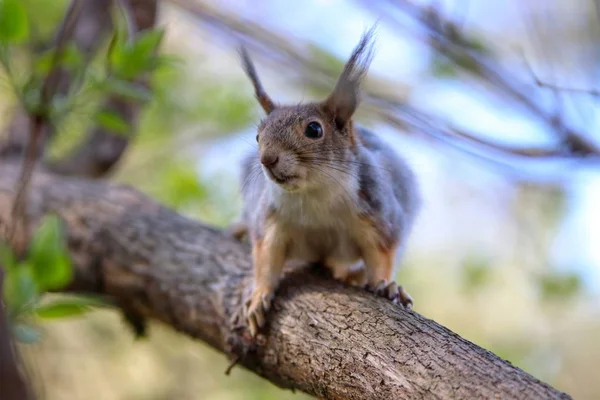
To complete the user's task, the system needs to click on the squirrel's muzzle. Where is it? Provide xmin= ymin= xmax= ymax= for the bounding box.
xmin=260 ymin=153 xmax=279 ymax=168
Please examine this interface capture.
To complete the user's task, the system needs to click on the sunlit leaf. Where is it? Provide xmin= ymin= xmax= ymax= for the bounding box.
xmin=101 ymin=77 xmax=152 ymax=102
xmin=35 ymin=42 xmax=84 ymax=74
xmin=0 ymin=0 xmax=29 ymax=43
xmin=132 ymin=29 xmax=164 ymax=60
xmin=33 ymin=297 xmax=106 ymax=319
xmin=28 ymin=214 xmax=73 ymax=291
xmin=109 ymin=28 xmax=164 ymax=79
xmin=95 ymin=110 xmax=130 ymax=135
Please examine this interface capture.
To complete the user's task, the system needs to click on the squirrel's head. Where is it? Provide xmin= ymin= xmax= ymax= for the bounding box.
xmin=241 ymin=28 xmax=375 ymax=192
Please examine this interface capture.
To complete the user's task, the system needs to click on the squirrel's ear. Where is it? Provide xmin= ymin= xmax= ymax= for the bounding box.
xmin=240 ymin=47 xmax=276 ymax=114
xmin=322 ymin=26 xmax=375 ymax=129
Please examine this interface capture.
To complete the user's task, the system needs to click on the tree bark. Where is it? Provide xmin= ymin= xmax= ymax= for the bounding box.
xmin=0 ymin=162 xmax=571 ymax=400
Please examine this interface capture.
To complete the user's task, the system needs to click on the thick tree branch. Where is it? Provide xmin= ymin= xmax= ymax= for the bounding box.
xmin=0 ymin=162 xmax=571 ymax=400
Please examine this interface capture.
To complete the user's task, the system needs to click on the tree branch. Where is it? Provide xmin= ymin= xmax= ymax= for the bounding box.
xmin=0 ymin=162 xmax=572 ymax=400
xmin=368 ymin=0 xmax=600 ymax=156
xmin=163 ymin=0 xmax=600 ymax=175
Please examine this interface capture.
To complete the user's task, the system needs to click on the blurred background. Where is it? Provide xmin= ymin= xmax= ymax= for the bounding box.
xmin=2 ymin=0 xmax=600 ymax=399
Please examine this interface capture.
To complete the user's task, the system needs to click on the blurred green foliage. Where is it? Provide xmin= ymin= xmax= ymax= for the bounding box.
xmin=539 ymin=271 xmax=581 ymax=302
xmin=2 ymin=215 xmax=109 ymax=344
xmin=461 ymin=255 xmax=492 ymax=292
xmin=0 ymin=0 xmax=29 ymax=43
xmin=153 ymin=161 xmax=209 ymax=210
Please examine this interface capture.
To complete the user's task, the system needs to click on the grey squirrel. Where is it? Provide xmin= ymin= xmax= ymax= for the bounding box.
xmin=231 ymin=28 xmax=421 ymax=337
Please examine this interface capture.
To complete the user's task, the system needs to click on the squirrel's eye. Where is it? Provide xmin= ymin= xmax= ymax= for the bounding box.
xmin=304 ymin=122 xmax=323 ymax=139
xmin=256 ymin=134 xmax=259 ymax=143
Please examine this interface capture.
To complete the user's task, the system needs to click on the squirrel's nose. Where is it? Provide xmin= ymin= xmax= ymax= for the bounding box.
xmin=260 ymin=153 xmax=279 ymax=168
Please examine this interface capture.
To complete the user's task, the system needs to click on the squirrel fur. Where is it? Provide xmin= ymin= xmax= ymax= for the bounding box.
xmin=233 ymin=27 xmax=420 ymax=336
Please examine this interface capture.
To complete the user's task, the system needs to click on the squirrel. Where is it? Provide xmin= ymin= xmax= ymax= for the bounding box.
xmin=231 ymin=28 xmax=420 ymax=337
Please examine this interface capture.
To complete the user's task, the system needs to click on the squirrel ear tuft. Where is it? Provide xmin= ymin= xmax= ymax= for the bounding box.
xmin=239 ymin=46 xmax=276 ymax=114
xmin=322 ymin=26 xmax=376 ymax=129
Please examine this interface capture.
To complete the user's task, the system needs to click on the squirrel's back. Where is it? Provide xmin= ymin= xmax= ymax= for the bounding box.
xmin=356 ymin=127 xmax=420 ymax=231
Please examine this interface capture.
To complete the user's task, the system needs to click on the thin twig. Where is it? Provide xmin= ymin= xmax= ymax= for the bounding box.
xmin=6 ymin=0 xmax=83 ymax=253
xmin=40 ymin=0 xmax=83 ymax=110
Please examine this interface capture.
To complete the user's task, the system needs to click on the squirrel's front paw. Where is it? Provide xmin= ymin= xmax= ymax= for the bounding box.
xmin=367 ymin=280 xmax=413 ymax=309
xmin=244 ymin=287 xmax=275 ymax=337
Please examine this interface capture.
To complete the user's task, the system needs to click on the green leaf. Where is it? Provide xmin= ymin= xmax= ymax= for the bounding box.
xmin=95 ymin=110 xmax=130 ymax=135
xmin=35 ymin=42 xmax=84 ymax=74
xmin=0 ymin=0 xmax=29 ymax=43
xmin=12 ymin=323 xmax=41 ymax=344
xmin=33 ymin=294 xmax=110 ymax=319
xmin=133 ymin=29 xmax=164 ymax=60
xmin=61 ymin=43 xmax=84 ymax=70
xmin=109 ymin=28 xmax=164 ymax=79
xmin=34 ymin=301 xmax=90 ymax=319
xmin=28 ymin=214 xmax=73 ymax=291
xmin=101 ymin=77 xmax=152 ymax=102
xmin=3 ymin=264 xmax=37 ymax=317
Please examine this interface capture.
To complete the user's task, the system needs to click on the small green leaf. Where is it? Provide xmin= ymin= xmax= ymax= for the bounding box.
xmin=34 ymin=301 xmax=90 ymax=319
xmin=0 ymin=0 xmax=29 ymax=43
xmin=35 ymin=42 xmax=84 ymax=74
xmin=12 ymin=323 xmax=41 ymax=344
xmin=61 ymin=43 xmax=84 ymax=70
xmin=102 ymin=77 xmax=151 ymax=102
xmin=28 ymin=214 xmax=73 ymax=291
xmin=109 ymin=28 xmax=163 ymax=79
xmin=132 ymin=29 xmax=164 ymax=60
xmin=4 ymin=264 xmax=37 ymax=317
xmin=95 ymin=110 xmax=130 ymax=135
xmin=33 ymin=295 xmax=110 ymax=319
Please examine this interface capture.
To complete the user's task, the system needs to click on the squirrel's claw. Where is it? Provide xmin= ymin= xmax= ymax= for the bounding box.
xmin=244 ymin=289 xmax=274 ymax=337
xmin=368 ymin=280 xmax=413 ymax=309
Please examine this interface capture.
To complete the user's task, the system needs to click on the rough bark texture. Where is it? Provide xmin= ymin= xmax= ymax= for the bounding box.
xmin=0 ymin=163 xmax=571 ymax=400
